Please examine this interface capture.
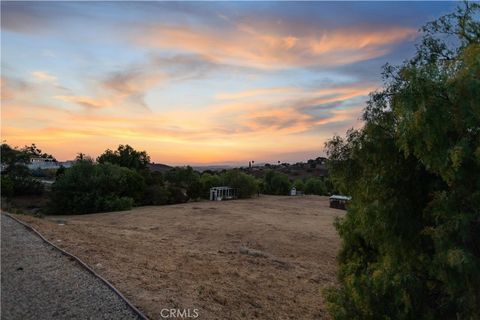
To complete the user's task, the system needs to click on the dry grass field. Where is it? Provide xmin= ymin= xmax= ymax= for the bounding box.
xmin=15 ymin=195 xmax=344 ymax=319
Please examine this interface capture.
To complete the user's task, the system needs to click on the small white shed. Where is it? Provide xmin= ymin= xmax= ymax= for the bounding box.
xmin=210 ymin=186 xmax=236 ymax=201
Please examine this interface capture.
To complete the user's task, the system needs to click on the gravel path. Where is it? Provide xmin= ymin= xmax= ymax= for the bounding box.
xmin=1 ymin=214 xmax=143 ymax=320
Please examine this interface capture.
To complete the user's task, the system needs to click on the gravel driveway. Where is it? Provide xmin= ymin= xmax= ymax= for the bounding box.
xmin=1 ymin=214 xmax=143 ymax=320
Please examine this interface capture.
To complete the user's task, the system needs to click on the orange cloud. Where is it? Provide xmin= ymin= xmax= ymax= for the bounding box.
xmin=205 ymin=83 xmax=375 ymax=140
xmin=32 ymin=70 xmax=57 ymax=83
xmin=309 ymin=85 xmax=377 ymax=106
xmin=1 ymin=77 xmax=15 ymax=100
xmin=1 ymin=76 xmax=34 ymax=101
xmin=215 ymin=87 xmax=300 ymax=100
xmin=239 ymin=107 xmax=315 ymax=134
xmin=135 ymin=23 xmax=416 ymax=68
xmin=52 ymin=68 xmax=166 ymax=111
xmin=236 ymin=105 xmax=364 ymax=136
xmin=55 ymin=95 xmax=114 ymax=109
xmin=102 ymin=70 xmax=166 ymax=97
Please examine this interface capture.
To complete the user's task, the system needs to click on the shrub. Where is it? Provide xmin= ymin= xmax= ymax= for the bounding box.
xmin=200 ymin=173 xmax=222 ymax=198
xmin=11 ymin=175 xmax=44 ymax=196
xmin=165 ymin=166 xmax=201 ymax=198
xmin=292 ymin=179 xmax=305 ymax=191
xmin=165 ymin=166 xmax=198 ymax=186
xmin=221 ymin=169 xmax=258 ymax=198
xmin=264 ymin=170 xmax=291 ymax=195
xmin=97 ymin=196 xmax=133 ymax=212
xmin=166 ymin=186 xmax=189 ymax=204
xmin=2 ymin=164 xmax=44 ymax=197
xmin=304 ymin=178 xmax=326 ymax=195
xmin=186 ymin=179 xmax=203 ymax=200
xmin=1 ymin=175 xmax=14 ymax=198
xmin=47 ymin=161 xmax=145 ymax=214
xmin=256 ymin=179 xmax=264 ymax=194
xmin=143 ymin=184 xmax=170 ymax=205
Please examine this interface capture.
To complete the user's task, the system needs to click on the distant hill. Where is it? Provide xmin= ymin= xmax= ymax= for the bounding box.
xmin=147 ymin=157 xmax=329 ymax=180
xmin=147 ymin=163 xmax=173 ymax=172
xmin=243 ymin=157 xmax=328 ymax=181
xmin=193 ymin=165 xmax=233 ymax=172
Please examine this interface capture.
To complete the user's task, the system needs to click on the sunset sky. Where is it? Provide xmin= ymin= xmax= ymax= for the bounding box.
xmin=1 ymin=1 xmax=455 ymax=165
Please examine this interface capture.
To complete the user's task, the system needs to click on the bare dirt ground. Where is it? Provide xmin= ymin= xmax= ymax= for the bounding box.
xmin=14 ymin=195 xmax=344 ymax=320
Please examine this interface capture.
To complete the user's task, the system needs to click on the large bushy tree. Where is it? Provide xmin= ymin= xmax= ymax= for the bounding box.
xmin=221 ymin=169 xmax=258 ymax=198
xmin=47 ymin=160 xmax=145 ymax=214
xmin=304 ymin=178 xmax=327 ymax=195
xmin=164 ymin=166 xmax=202 ymax=200
xmin=264 ymin=170 xmax=291 ymax=195
xmin=97 ymin=144 xmax=150 ymax=171
xmin=325 ymin=4 xmax=479 ymax=319
xmin=200 ymin=173 xmax=222 ymax=198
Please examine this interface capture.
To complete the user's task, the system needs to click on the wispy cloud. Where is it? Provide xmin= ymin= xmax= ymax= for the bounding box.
xmin=55 ymin=95 xmax=113 ymax=109
xmin=102 ymin=68 xmax=165 ymax=97
xmin=207 ymin=83 xmax=374 ymax=137
xmin=134 ymin=23 xmax=416 ymax=69
xmin=32 ymin=71 xmax=57 ymax=83
xmin=215 ymin=87 xmax=300 ymax=100
xmin=1 ymin=76 xmax=32 ymax=100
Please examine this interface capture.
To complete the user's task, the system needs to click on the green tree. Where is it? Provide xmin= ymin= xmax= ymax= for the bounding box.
xmin=293 ymin=178 xmax=305 ymax=191
xmin=166 ymin=185 xmax=189 ymax=204
xmin=138 ymin=169 xmax=168 ymax=205
xmin=165 ymin=166 xmax=197 ymax=186
xmin=304 ymin=178 xmax=326 ymax=195
xmin=264 ymin=170 xmax=291 ymax=195
xmin=221 ymin=169 xmax=258 ymax=198
xmin=20 ymin=143 xmax=56 ymax=161
xmin=47 ymin=161 xmax=145 ymax=214
xmin=200 ymin=173 xmax=222 ymax=198
xmin=187 ymin=178 xmax=203 ymax=200
xmin=164 ymin=166 xmax=202 ymax=200
xmin=97 ymin=144 xmax=150 ymax=171
xmin=143 ymin=184 xmax=170 ymax=205
xmin=324 ymin=4 xmax=480 ymax=319
xmin=1 ymin=143 xmax=29 ymax=166
xmin=7 ymin=165 xmax=44 ymax=196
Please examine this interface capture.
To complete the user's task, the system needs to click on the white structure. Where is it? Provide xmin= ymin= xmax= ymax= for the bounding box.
xmin=210 ymin=186 xmax=236 ymax=201
xmin=27 ymin=158 xmax=74 ymax=170
xmin=329 ymin=195 xmax=352 ymax=209
xmin=27 ymin=157 xmax=58 ymax=170
xmin=290 ymin=187 xmax=297 ymax=196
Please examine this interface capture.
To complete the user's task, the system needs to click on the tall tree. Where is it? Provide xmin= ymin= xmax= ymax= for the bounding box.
xmin=97 ymin=144 xmax=150 ymax=171
xmin=325 ymin=3 xmax=479 ymax=319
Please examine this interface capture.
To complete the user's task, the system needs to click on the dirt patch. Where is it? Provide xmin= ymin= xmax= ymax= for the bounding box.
xmin=15 ymin=195 xmax=344 ymax=319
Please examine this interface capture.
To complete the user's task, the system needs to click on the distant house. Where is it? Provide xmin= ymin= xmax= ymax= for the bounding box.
xmin=27 ymin=158 xmax=74 ymax=170
xmin=210 ymin=186 xmax=236 ymax=201
xmin=27 ymin=157 xmax=59 ymax=170
xmin=329 ymin=195 xmax=351 ymax=210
